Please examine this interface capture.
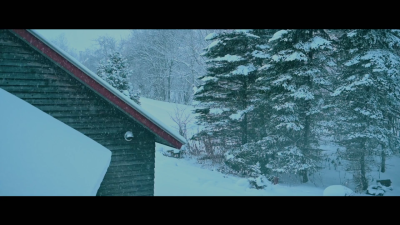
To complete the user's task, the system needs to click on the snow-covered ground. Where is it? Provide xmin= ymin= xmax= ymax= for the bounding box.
xmin=140 ymin=97 xmax=400 ymax=196
xmin=154 ymin=146 xmax=325 ymax=196
xmin=0 ymin=88 xmax=111 ymax=196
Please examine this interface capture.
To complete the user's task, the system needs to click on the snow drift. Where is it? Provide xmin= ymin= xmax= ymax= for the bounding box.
xmin=323 ymin=185 xmax=354 ymax=196
xmin=0 ymin=88 xmax=111 ymax=196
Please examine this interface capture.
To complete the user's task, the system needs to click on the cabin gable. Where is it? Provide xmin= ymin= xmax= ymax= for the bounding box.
xmin=0 ymin=30 xmax=155 ymax=196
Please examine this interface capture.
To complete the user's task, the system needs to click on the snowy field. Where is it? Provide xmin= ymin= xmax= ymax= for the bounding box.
xmin=140 ymin=97 xmax=400 ymax=196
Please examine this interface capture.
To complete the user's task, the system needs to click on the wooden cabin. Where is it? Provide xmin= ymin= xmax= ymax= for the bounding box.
xmin=0 ymin=29 xmax=186 ymax=196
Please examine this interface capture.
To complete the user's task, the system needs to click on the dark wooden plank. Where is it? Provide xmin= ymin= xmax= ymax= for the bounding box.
xmin=133 ymin=192 xmax=153 ymax=196
xmin=111 ymin=154 xmax=155 ymax=163
xmin=24 ymin=98 xmax=97 ymax=106
xmin=106 ymin=164 xmax=154 ymax=172
xmin=91 ymin=134 xmax=153 ymax=143
xmin=102 ymin=143 xmax=146 ymax=150
xmin=0 ymin=39 xmax=24 ymax=47
xmin=117 ymin=189 xmax=154 ymax=196
xmin=102 ymin=185 xmax=155 ymax=196
xmin=46 ymin=110 xmax=118 ymax=117
xmin=0 ymin=65 xmax=56 ymax=74
xmin=91 ymin=135 xmax=145 ymax=143
xmin=32 ymin=104 xmax=107 ymax=112
xmin=0 ymin=60 xmax=52 ymax=67
xmin=11 ymin=92 xmax=93 ymax=99
xmin=0 ymin=45 xmax=37 ymax=54
xmin=0 ymin=86 xmax=83 ymax=93
xmin=0 ymin=72 xmax=72 ymax=81
xmin=61 ymin=122 xmax=129 ymax=129
xmin=128 ymin=191 xmax=154 ymax=196
xmin=0 ymin=30 xmax=15 ymax=38
xmin=98 ymin=180 xmax=154 ymax=190
xmin=102 ymin=174 xmax=154 ymax=184
xmin=98 ymin=182 xmax=151 ymax=192
xmin=98 ymin=187 xmax=154 ymax=196
xmin=0 ymin=52 xmax=43 ymax=61
xmin=89 ymin=134 xmax=132 ymax=141
xmin=82 ymin=139 xmax=129 ymax=147
xmin=47 ymin=111 xmax=119 ymax=118
xmin=104 ymin=169 xmax=154 ymax=177
xmin=100 ymin=140 xmax=135 ymax=147
xmin=72 ymin=127 xmax=130 ymax=134
xmin=87 ymin=127 xmax=146 ymax=137
xmin=109 ymin=150 xmax=138 ymax=157
xmin=0 ymin=78 xmax=76 ymax=86
xmin=108 ymin=160 xmax=150 ymax=167
xmin=56 ymin=116 xmax=124 ymax=124
xmin=8 ymin=88 xmax=91 ymax=97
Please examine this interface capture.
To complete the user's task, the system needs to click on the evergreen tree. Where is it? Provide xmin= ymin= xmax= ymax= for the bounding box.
xmin=252 ymin=30 xmax=336 ymax=183
xmin=97 ymin=52 xmax=140 ymax=105
xmin=219 ymin=30 xmax=279 ymax=178
xmin=193 ymin=30 xmax=264 ymax=152
xmin=332 ymin=29 xmax=400 ymax=191
xmin=245 ymin=29 xmax=280 ymax=142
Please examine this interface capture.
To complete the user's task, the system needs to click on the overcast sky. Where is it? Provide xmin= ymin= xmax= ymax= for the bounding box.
xmin=33 ymin=29 xmax=132 ymax=52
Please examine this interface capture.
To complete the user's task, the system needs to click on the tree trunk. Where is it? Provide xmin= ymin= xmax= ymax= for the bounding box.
xmin=242 ymin=113 xmax=248 ymax=145
xmin=381 ymin=150 xmax=386 ymax=173
xmin=301 ymin=169 xmax=308 ymax=183
xmin=167 ymin=75 xmax=171 ymax=102
xmin=167 ymin=61 xmax=173 ymax=102
xmin=301 ymin=76 xmax=311 ymax=185
xmin=302 ymin=46 xmax=313 ymax=180
xmin=241 ymin=78 xmax=248 ymax=145
xmin=304 ymin=113 xmax=310 ymax=150
xmin=360 ymin=150 xmax=368 ymax=190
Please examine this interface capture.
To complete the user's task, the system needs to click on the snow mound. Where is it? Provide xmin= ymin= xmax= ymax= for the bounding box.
xmin=0 ymin=88 xmax=111 ymax=196
xmin=323 ymin=185 xmax=354 ymax=196
xmin=366 ymin=184 xmax=392 ymax=196
xmin=366 ymin=185 xmax=385 ymax=196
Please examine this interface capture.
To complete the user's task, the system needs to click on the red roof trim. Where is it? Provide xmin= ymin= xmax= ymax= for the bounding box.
xmin=10 ymin=29 xmax=182 ymax=149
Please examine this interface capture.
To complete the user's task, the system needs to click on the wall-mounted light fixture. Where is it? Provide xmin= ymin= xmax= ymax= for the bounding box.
xmin=124 ymin=131 xmax=134 ymax=141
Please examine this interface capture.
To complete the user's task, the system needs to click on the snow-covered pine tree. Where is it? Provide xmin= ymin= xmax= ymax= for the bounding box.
xmin=193 ymin=30 xmax=264 ymax=154
xmin=220 ymin=30 xmax=279 ymax=178
xmin=97 ymin=52 xmax=140 ymax=105
xmin=331 ymin=29 xmax=400 ymax=191
xmin=245 ymin=29 xmax=279 ymax=142
xmin=253 ymin=29 xmax=336 ymax=183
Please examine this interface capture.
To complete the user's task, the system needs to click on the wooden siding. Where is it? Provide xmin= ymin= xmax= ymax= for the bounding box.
xmin=0 ymin=30 xmax=155 ymax=196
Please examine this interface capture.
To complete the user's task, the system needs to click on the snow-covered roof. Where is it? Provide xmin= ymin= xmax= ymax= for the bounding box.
xmin=10 ymin=29 xmax=186 ymax=149
xmin=0 ymin=88 xmax=111 ymax=196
